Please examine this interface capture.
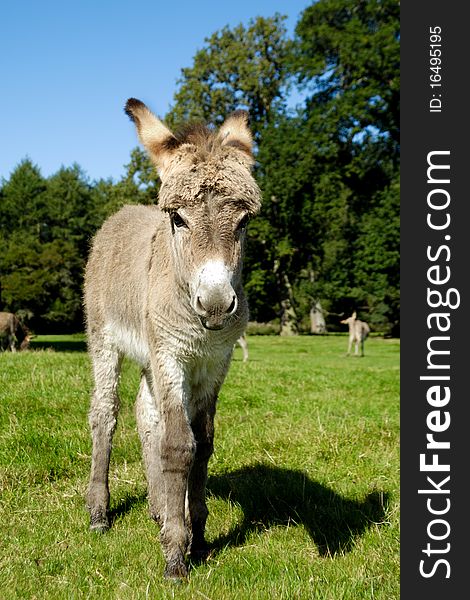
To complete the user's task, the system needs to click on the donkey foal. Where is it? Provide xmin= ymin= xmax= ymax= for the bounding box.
xmin=340 ymin=312 xmax=370 ymax=357
xmin=84 ymin=98 xmax=261 ymax=579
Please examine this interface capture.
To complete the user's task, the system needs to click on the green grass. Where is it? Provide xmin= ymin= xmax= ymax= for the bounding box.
xmin=0 ymin=335 xmax=399 ymax=599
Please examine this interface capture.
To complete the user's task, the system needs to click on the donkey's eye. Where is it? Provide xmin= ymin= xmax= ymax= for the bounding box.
xmin=236 ymin=215 xmax=249 ymax=231
xmin=171 ymin=212 xmax=188 ymax=229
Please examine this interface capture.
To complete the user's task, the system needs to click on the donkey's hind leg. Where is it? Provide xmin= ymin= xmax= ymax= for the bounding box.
xmin=86 ymin=340 xmax=122 ymax=532
xmin=136 ymin=370 xmax=165 ymax=524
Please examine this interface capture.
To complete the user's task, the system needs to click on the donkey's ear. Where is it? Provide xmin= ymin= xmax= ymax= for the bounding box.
xmin=125 ymin=98 xmax=177 ymax=175
xmin=218 ymin=110 xmax=253 ymax=158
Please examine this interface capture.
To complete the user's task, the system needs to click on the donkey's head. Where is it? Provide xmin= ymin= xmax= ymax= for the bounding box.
xmin=340 ymin=312 xmax=357 ymax=326
xmin=125 ymin=98 xmax=261 ymax=330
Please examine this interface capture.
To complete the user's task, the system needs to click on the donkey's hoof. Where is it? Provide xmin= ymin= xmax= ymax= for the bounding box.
xmin=89 ymin=510 xmax=109 ymax=533
xmin=164 ymin=559 xmax=188 ymax=581
xmin=189 ymin=540 xmax=210 ymax=563
xmin=90 ymin=521 xmax=109 ymax=534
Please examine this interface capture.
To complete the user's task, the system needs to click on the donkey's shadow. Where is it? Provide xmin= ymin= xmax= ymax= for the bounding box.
xmin=206 ymin=464 xmax=389 ymax=557
xmin=108 ymin=463 xmax=389 ymax=558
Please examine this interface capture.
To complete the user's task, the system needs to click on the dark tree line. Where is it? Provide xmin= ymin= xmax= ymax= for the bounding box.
xmin=0 ymin=0 xmax=399 ymax=335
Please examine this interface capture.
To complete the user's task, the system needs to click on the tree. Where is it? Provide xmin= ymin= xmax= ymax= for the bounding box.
xmin=1 ymin=163 xmax=93 ymax=330
xmin=0 ymin=231 xmax=82 ymax=330
xmin=91 ymin=149 xmax=159 ymax=227
xmin=0 ymin=159 xmax=46 ymax=237
xmin=0 ymin=160 xmax=47 ymax=322
xmin=293 ymin=0 xmax=400 ymax=148
xmin=43 ymin=165 xmax=96 ymax=254
xmin=167 ymin=14 xmax=291 ymax=138
xmin=286 ymin=0 xmax=400 ymax=330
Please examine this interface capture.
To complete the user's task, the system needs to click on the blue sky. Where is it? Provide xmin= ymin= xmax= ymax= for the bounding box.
xmin=1 ymin=0 xmax=311 ymax=183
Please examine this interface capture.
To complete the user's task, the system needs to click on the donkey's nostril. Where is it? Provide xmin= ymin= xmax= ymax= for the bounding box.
xmin=196 ymin=296 xmax=207 ymax=315
xmin=227 ymin=295 xmax=237 ymax=315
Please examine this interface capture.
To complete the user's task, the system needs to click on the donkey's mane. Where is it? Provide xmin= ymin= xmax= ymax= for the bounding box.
xmin=167 ymin=111 xmax=252 ymax=157
xmin=173 ymin=122 xmax=212 ymax=146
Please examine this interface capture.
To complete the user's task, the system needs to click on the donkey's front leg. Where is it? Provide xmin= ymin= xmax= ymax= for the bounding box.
xmin=159 ymin=401 xmax=195 ymax=579
xmin=188 ymin=404 xmax=216 ymax=560
xmin=152 ymin=357 xmax=196 ymax=579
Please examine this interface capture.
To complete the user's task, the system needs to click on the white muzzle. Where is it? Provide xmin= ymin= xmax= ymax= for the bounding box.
xmin=192 ymin=260 xmax=238 ymax=330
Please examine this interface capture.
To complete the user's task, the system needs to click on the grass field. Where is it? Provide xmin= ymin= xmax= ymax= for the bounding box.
xmin=0 ymin=334 xmax=399 ymax=600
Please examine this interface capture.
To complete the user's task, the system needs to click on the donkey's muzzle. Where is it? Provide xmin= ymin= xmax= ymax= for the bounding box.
xmin=195 ymin=294 xmax=238 ymax=330
xmin=193 ymin=261 xmax=238 ymax=330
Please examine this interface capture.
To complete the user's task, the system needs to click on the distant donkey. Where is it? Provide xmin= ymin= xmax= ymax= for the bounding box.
xmin=0 ymin=312 xmax=32 ymax=352
xmin=84 ymin=98 xmax=261 ymax=580
xmin=340 ymin=312 xmax=370 ymax=357
xmin=236 ymin=333 xmax=249 ymax=362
